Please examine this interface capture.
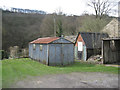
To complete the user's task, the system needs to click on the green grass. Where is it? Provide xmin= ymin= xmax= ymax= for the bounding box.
xmin=2 ymin=58 xmax=118 ymax=88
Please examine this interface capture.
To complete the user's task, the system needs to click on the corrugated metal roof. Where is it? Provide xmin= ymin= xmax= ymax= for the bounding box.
xmin=102 ymin=37 xmax=120 ymax=40
xmin=64 ymin=35 xmax=77 ymax=43
xmin=79 ymin=32 xmax=109 ymax=49
xmin=30 ymin=37 xmax=60 ymax=44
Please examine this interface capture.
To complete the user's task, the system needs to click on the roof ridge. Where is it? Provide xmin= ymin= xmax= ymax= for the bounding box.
xmin=79 ymin=32 xmax=108 ymax=35
xmin=38 ymin=37 xmax=59 ymax=39
xmin=30 ymin=37 xmax=60 ymax=44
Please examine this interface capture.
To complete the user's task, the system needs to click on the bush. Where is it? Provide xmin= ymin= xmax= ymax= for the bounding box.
xmin=0 ymin=50 xmax=9 ymax=60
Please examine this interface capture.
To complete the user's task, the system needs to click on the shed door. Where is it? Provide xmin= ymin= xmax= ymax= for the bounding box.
xmin=48 ymin=44 xmax=73 ymax=66
xmin=62 ymin=44 xmax=74 ymax=65
xmin=48 ymin=44 xmax=62 ymax=66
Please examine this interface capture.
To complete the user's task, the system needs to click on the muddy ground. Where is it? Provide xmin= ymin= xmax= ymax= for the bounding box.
xmin=13 ymin=72 xmax=118 ymax=88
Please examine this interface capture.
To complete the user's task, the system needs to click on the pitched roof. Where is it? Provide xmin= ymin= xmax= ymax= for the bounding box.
xmin=79 ymin=32 xmax=108 ymax=49
xmin=30 ymin=37 xmax=59 ymax=44
xmin=64 ymin=35 xmax=77 ymax=43
xmin=101 ymin=18 xmax=120 ymax=37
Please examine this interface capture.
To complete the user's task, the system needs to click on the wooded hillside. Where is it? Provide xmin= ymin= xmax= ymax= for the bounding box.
xmin=2 ymin=10 xmax=112 ymax=51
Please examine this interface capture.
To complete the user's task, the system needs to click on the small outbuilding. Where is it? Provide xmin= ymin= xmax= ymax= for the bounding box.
xmin=74 ymin=32 xmax=108 ymax=61
xmin=29 ymin=37 xmax=74 ymax=66
xmin=102 ymin=38 xmax=120 ymax=64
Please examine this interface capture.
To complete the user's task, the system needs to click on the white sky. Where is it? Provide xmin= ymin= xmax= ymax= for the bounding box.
xmin=0 ymin=0 xmax=119 ymax=17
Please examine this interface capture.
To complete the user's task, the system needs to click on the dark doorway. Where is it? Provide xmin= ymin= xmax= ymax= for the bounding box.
xmin=78 ymin=51 xmax=82 ymax=60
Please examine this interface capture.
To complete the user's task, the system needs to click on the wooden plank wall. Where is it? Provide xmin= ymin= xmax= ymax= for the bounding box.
xmin=103 ymin=40 xmax=120 ymax=64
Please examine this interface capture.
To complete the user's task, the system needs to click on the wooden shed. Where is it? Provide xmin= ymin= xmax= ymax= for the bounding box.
xmin=29 ymin=37 xmax=74 ymax=66
xmin=75 ymin=32 xmax=108 ymax=61
xmin=102 ymin=38 xmax=120 ymax=64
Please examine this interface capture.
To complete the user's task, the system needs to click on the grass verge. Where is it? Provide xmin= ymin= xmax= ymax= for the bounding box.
xmin=2 ymin=58 xmax=118 ymax=88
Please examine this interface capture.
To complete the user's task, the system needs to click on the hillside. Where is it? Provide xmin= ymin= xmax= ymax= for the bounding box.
xmin=2 ymin=10 xmax=112 ymax=51
xmin=2 ymin=11 xmax=45 ymax=50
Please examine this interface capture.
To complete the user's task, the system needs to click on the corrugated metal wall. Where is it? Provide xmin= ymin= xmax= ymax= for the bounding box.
xmin=83 ymin=45 xmax=87 ymax=61
xmin=74 ymin=46 xmax=78 ymax=59
xmin=29 ymin=44 xmax=33 ymax=58
xmin=48 ymin=44 xmax=74 ymax=66
xmin=29 ymin=44 xmax=48 ymax=64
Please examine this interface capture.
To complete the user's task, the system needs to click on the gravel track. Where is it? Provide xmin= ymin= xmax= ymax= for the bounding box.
xmin=13 ymin=72 xmax=118 ymax=88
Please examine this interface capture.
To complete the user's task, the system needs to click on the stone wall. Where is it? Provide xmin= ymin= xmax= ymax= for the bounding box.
xmin=9 ymin=46 xmax=28 ymax=59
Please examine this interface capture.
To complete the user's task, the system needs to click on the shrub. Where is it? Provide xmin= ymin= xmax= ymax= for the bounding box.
xmin=0 ymin=50 xmax=9 ymax=59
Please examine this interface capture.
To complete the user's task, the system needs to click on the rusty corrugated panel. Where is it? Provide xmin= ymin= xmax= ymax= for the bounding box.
xmin=30 ymin=37 xmax=59 ymax=44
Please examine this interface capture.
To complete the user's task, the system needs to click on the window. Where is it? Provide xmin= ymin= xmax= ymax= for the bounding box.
xmin=33 ymin=44 xmax=36 ymax=50
xmin=40 ymin=45 xmax=43 ymax=51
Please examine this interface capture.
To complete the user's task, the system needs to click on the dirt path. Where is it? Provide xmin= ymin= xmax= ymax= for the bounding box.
xmin=13 ymin=72 xmax=118 ymax=88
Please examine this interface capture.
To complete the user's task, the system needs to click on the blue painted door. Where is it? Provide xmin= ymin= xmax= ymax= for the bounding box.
xmin=49 ymin=44 xmax=62 ymax=66
xmin=49 ymin=44 xmax=73 ymax=66
xmin=62 ymin=44 xmax=74 ymax=65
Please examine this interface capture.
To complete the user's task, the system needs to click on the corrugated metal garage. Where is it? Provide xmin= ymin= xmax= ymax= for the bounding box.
xmin=29 ymin=37 xmax=74 ymax=66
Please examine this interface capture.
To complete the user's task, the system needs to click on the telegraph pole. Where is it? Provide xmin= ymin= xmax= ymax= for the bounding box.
xmin=53 ymin=13 xmax=56 ymax=37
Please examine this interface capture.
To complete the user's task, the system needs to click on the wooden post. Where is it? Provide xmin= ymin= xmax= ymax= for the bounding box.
xmin=102 ymin=40 xmax=104 ymax=63
xmin=0 ymin=9 xmax=2 ymax=60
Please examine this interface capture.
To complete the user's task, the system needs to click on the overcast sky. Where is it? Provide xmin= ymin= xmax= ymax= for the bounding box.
xmin=0 ymin=0 xmax=119 ymax=17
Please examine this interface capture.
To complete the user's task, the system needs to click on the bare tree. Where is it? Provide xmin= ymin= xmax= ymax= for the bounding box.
xmin=40 ymin=15 xmax=54 ymax=37
xmin=88 ymin=0 xmax=117 ymax=19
